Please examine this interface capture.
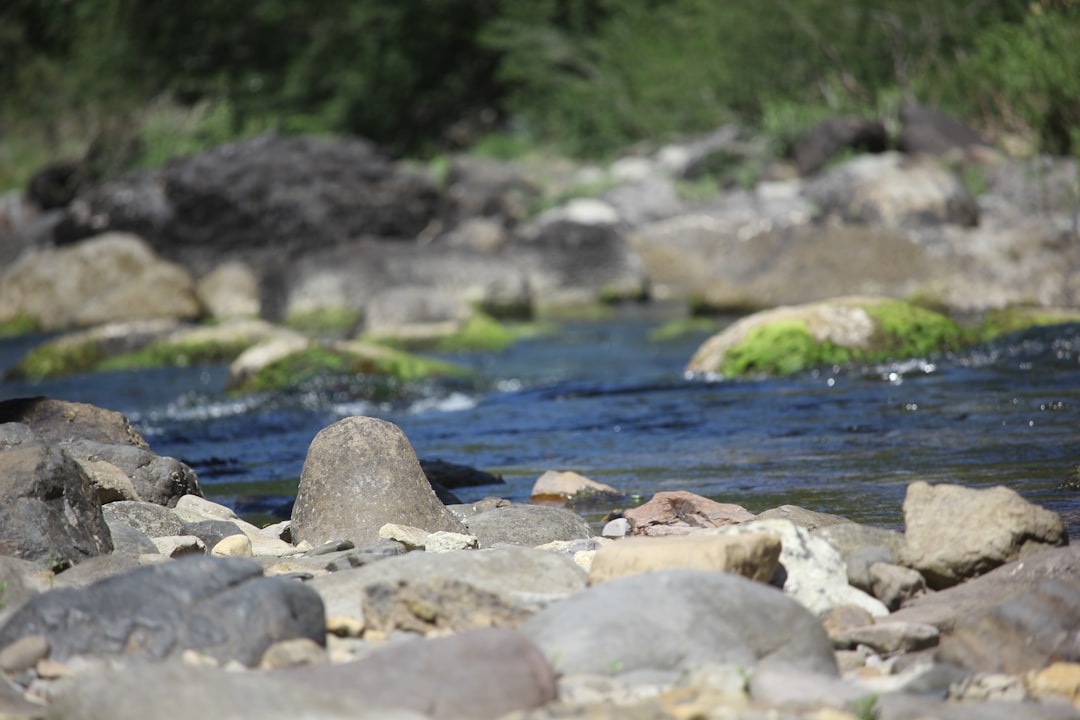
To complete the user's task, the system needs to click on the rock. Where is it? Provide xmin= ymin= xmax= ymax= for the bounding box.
xmin=210 ymin=534 xmax=253 ymax=558
xmin=756 ymin=504 xmax=852 ymax=531
xmin=75 ymin=458 xmax=139 ymax=503
xmin=530 ymin=470 xmax=621 ymax=504
xmin=536 ymin=197 xmax=620 ymax=226
xmin=587 ymin=533 xmax=781 ymax=584
xmin=937 ymin=577 xmax=1080 ymax=674
xmin=868 ymin=561 xmax=927 ymax=610
xmin=0 ymin=633 xmax=49 ymax=674
xmin=195 ymin=261 xmax=260 ymax=319
xmin=0 ymin=397 xmax=149 ymax=449
xmin=257 ymin=637 xmax=326 ymax=669
xmin=183 ymin=519 xmax=248 ymax=549
xmin=0 ymin=556 xmax=325 ymax=667
xmin=813 ymin=522 xmax=905 ymax=590
xmin=59 ymin=134 xmax=440 ymax=271
xmin=419 ymin=459 xmax=504 ymax=489
xmin=360 ymin=576 xmax=534 ymax=635
xmin=520 ymin=569 xmax=838 ymax=676
xmin=291 ymin=416 xmax=467 ymax=547
xmin=99 ymin=520 xmax=157 ymax=557
xmin=172 ymin=496 xmax=297 ymax=558
xmin=686 ymin=295 xmax=964 ymax=377
xmin=822 ymin=604 xmax=875 ymax=642
xmin=1027 ymin=662 xmax=1080 ymax=708
xmin=462 ymin=504 xmax=592 ymax=548
xmin=378 ymin=523 xmax=431 ymax=550
xmin=602 ymin=518 xmax=630 ymax=538
xmin=151 ymin=534 xmax=206 ymax=558
xmin=0 ymin=232 xmax=199 ymax=331
xmin=899 ymin=100 xmax=996 ymax=158
xmin=747 ymin=665 xmax=874 ymax=712
xmin=899 ymin=481 xmax=1068 ymax=589
xmin=803 ymin=151 xmax=978 ymax=228
xmin=102 ymin=501 xmax=185 ymax=538
xmin=45 ymin=660 xmax=428 ymax=720
xmin=790 ymin=115 xmax=888 ymax=176
xmin=307 ymin=546 xmax=586 ymax=625
xmin=62 ymin=440 xmax=201 ymax=508
xmin=362 ymin=285 xmax=474 ymax=340
xmin=0 ymin=435 xmax=113 ymax=568
xmin=623 ymin=491 xmax=753 ymax=536
xmin=601 ymin=176 xmax=683 ymax=226
xmin=439 ymin=154 xmax=538 ymax=232
xmin=424 ymin=531 xmax=478 ymax=553
xmin=712 ymin=519 xmax=889 ymax=618
xmin=831 ymin=621 xmax=940 ymax=655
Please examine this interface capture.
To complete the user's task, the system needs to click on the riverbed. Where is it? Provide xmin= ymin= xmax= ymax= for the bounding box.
xmin=2 ymin=309 xmax=1078 ymax=537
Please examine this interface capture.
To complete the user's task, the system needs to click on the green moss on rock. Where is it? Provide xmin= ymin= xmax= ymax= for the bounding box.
xmin=718 ymin=320 xmax=852 ymax=377
xmin=0 ymin=312 xmax=40 ymax=339
xmin=8 ymin=338 xmax=103 ymax=381
xmin=973 ymin=306 xmax=1080 ymax=342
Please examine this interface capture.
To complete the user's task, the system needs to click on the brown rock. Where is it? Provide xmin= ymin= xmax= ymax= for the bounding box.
xmin=624 ymin=491 xmax=753 ymax=536
xmin=587 ymin=532 xmax=781 ymax=584
xmin=756 ymin=504 xmax=851 ymax=531
xmin=899 ymin=481 xmax=1067 ymax=589
xmin=530 ymin=470 xmax=620 ymax=503
xmin=360 ymin=577 xmax=534 ymax=635
xmin=868 ymin=562 xmax=927 ymax=611
xmin=0 ymin=397 xmax=149 ymax=449
xmin=1027 ymin=662 xmax=1080 ymax=708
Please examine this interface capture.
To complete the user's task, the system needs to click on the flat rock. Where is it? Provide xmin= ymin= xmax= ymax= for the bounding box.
xmin=0 ymin=555 xmax=325 ymax=666
xmin=0 ymin=397 xmax=149 ymax=449
xmin=520 ymin=569 xmax=838 ymax=677
xmin=756 ymin=504 xmax=852 ymax=530
xmin=899 ymin=481 xmax=1067 ymax=589
xmin=291 ymin=416 xmax=466 ymax=547
xmin=623 ymin=491 xmax=753 ymax=536
xmin=463 ymin=504 xmax=592 ymax=548
xmin=587 ymin=533 xmax=781 ymax=584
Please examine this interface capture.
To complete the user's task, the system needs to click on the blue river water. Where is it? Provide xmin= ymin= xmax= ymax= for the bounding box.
xmin=2 ymin=309 xmax=1079 ymax=537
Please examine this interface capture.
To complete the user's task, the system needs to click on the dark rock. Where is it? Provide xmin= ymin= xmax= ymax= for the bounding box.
xmin=464 ymin=505 xmax=592 ymax=548
xmin=60 ymin=440 xmax=201 ymax=507
xmin=0 ymin=397 xmax=149 ymax=450
xmin=420 ymin=459 xmax=504 ymax=489
xmin=291 ymin=416 xmax=467 ymax=547
xmin=899 ymin=100 xmax=995 ymax=157
xmin=0 ymin=555 xmax=325 ymax=667
xmin=790 ymin=115 xmax=888 ymax=176
xmin=520 ymin=569 xmax=838 ymax=676
xmin=438 ymin=154 xmax=538 ymax=233
xmin=182 ymin=520 xmax=246 ymax=549
xmin=27 ymin=159 xmax=90 ymax=210
xmin=0 ymin=438 xmax=113 ymax=568
xmin=58 ymin=134 xmax=440 ymax=272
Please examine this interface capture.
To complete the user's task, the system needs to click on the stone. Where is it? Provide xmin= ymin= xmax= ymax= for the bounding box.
xmin=102 ymin=500 xmax=185 ymax=538
xmin=803 ymin=151 xmax=979 ymax=228
xmin=0 ymin=634 xmax=49 ymax=674
xmin=183 ymin=519 xmax=247 ymax=548
xmin=868 ymin=561 xmax=927 ymax=610
xmin=307 ymin=546 xmax=586 ymax=625
xmin=74 ymin=458 xmax=139 ymax=503
xmin=813 ymin=521 xmax=905 ymax=585
xmin=623 ymin=491 xmax=753 ymax=536
xmin=586 ymin=532 xmax=781 ymax=584
xmin=195 ymin=260 xmax=260 ymax=319
xmin=60 ymin=439 xmax=201 ymax=507
xmin=790 ymin=115 xmax=888 ymax=176
xmin=747 ymin=665 xmax=874 ymax=712
xmin=899 ymin=481 xmax=1067 ymax=589
xmin=104 ymin=521 xmax=159 ymax=556
xmin=291 ymin=416 xmax=466 ymax=547
xmin=0 ymin=397 xmax=149 ymax=449
xmin=419 ymin=458 xmax=504 ymax=489
xmin=0 ymin=556 xmax=325 ymax=667
xmin=151 ymin=534 xmax=206 ymax=558
xmin=530 ymin=470 xmax=621 ymax=503
xmin=899 ymin=100 xmax=996 ymax=158
xmin=463 ymin=504 xmax=592 ymax=548
xmin=360 ymin=576 xmax=534 ymax=635
xmin=0 ymin=232 xmax=200 ymax=330
xmin=756 ymin=504 xmax=852 ymax=530
xmin=832 ymin=621 xmax=940 ymax=655
xmin=211 ymin=534 xmax=253 ymax=558
xmin=1027 ymin=662 xmax=1080 ymax=708
xmin=821 ymin=605 xmax=875 ymax=644
xmin=602 ymin=518 xmax=630 ymax=538
xmin=424 ymin=531 xmax=478 ymax=553
xmin=378 ymin=523 xmax=431 ymax=550
xmin=258 ymin=637 xmax=327 ymax=669
xmin=937 ymin=577 xmax=1080 ymax=674
xmin=362 ymin=285 xmax=473 ymax=339
xmin=521 ymin=569 xmax=838 ymax=677
xmin=0 ymin=437 xmax=113 ymax=568
xmin=712 ymin=519 xmax=889 ymax=618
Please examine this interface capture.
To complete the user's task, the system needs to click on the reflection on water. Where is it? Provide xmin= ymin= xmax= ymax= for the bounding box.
xmin=2 ymin=317 xmax=1078 ymax=537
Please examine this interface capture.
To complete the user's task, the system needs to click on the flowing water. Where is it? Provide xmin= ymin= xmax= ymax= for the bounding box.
xmin=2 ymin=308 xmax=1079 ymax=537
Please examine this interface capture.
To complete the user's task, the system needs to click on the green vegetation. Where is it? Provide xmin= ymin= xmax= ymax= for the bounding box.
xmin=9 ymin=338 xmax=104 ymax=381
xmin=973 ymin=306 xmax=1080 ymax=342
xmin=2 ymin=1 xmax=1075 ymax=192
xmin=284 ymin=308 xmax=362 ymax=338
xmin=647 ymin=317 xmax=723 ymax=342
xmin=719 ymin=320 xmax=854 ymax=377
xmin=0 ymin=313 xmax=40 ymax=339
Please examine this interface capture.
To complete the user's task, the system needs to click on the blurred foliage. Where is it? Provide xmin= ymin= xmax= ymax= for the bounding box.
xmin=0 ymin=0 xmax=1075 ymax=191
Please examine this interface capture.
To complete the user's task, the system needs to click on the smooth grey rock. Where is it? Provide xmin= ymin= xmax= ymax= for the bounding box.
xmin=0 ymin=555 xmax=325 ymax=666
xmin=869 ymin=561 xmax=927 ymax=610
xmin=463 ymin=504 xmax=592 ymax=548
xmin=756 ymin=504 xmax=852 ymax=531
xmin=813 ymin=521 xmax=905 ymax=590
xmin=291 ymin=416 xmax=466 ymax=547
xmin=748 ymin=665 xmax=874 ymax=711
xmin=0 ymin=438 xmax=113 ymax=568
xmin=520 ymin=569 xmax=838 ymax=677
xmin=833 ymin=621 xmax=940 ymax=655
xmin=104 ymin=520 xmax=159 ymax=556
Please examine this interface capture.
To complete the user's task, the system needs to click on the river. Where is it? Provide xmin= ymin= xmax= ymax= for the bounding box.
xmin=2 ymin=308 xmax=1078 ymax=537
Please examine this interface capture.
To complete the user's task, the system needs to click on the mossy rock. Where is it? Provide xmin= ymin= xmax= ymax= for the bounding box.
xmin=0 ymin=312 xmax=40 ymax=339
xmin=973 ymin=306 xmax=1080 ymax=342
xmin=686 ymin=296 xmax=967 ymax=377
xmin=283 ymin=308 xmax=362 ymax=337
xmin=364 ymin=314 xmax=550 ymax=353
xmin=230 ymin=340 xmax=467 ymax=394
xmin=647 ymin=317 xmax=723 ymax=342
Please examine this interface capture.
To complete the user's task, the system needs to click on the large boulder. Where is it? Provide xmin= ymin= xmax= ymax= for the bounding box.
xmin=898 ymin=100 xmax=996 ymax=158
xmin=803 ymin=151 xmax=979 ymax=228
xmin=898 ymin=481 xmax=1068 ymax=589
xmin=58 ymin=134 xmax=440 ymax=272
xmin=0 ymin=425 xmax=113 ymax=567
xmin=0 ymin=232 xmax=200 ymax=331
xmin=0 ymin=555 xmax=325 ymax=667
xmin=686 ymin=295 xmax=964 ymax=377
xmin=790 ymin=116 xmax=888 ymax=176
xmin=0 ymin=397 xmax=150 ymax=449
xmin=291 ymin=417 xmax=467 ymax=547
xmin=519 ymin=569 xmax=838 ymax=676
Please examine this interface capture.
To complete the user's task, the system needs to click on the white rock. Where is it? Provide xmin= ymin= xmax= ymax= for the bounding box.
xmin=211 ymin=534 xmax=254 ymax=558
xmin=425 ymin=531 xmax=479 ymax=553
xmin=152 ymin=535 xmax=206 ymax=558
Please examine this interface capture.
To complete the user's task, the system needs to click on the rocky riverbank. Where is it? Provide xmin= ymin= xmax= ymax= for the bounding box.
xmin=0 ymin=397 xmax=1077 ymax=720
